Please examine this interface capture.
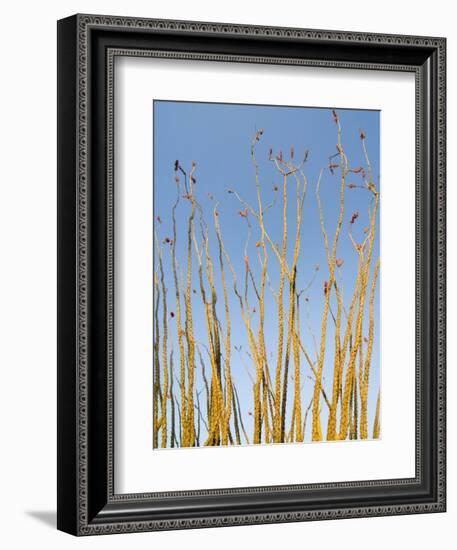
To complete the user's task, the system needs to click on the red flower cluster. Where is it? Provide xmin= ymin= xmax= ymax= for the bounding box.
xmin=349 ymin=211 xmax=359 ymax=225
xmin=174 ymin=159 xmax=186 ymax=176
xmin=254 ymin=128 xmax=264 ymax=142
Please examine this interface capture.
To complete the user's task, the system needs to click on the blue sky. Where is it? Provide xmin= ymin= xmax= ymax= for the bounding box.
xmin=153 ymin=100 xmax=380 ymax=445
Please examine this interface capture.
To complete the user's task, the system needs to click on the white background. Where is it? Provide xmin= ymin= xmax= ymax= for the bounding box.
xmin=115 ymin=58 xmax=415 ymax=493
xmin=0 ymin=1 xmax=454 ymax=548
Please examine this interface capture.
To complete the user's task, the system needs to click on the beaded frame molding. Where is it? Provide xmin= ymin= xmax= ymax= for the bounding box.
xmin=57 ymin=14 xmax=446 ymax=536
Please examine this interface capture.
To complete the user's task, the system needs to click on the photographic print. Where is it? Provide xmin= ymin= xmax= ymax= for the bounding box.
xmin=58 ymin=17 xmax=446 ymax=533
xmin=153 ymin=100 xmax=380 ymax=449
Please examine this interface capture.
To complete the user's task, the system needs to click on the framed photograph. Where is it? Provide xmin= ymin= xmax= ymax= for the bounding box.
xmin=57 ymin=14 xmax=446 ymax=535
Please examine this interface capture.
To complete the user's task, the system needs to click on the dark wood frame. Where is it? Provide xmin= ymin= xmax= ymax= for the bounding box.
xmin=57 ymin=13 xmax=446 ymax=536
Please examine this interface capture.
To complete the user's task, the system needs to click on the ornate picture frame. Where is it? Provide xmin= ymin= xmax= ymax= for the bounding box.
xmin=57 ymin=14 xmax=446 ymax=535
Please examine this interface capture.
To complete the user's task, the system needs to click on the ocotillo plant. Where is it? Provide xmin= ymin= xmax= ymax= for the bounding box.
xmin=153 ymin=109 xmax=380 ymax=448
